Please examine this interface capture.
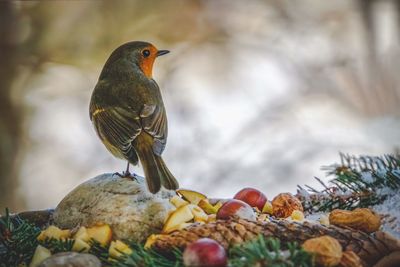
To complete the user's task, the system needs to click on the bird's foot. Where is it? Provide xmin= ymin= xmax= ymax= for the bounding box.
xmin=113 ymin=171 xmax=138 ymax=181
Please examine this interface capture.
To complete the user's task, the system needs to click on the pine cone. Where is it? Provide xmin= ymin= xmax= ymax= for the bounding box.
xmin=151 ymin=218 xmax=400 ymax=267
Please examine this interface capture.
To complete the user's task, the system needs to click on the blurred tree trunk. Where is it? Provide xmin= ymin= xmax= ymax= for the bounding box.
xmin=0 ymin=2 xmax=24 ymax=211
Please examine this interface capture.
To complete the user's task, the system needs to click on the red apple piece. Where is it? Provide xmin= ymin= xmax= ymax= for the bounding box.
xmin=233 ymin=187 xmax=267 ymax=211
xmin=216 ymin=199 xmax=256 ymax=221
xmin=183 ymin=238 xmax=227 ymax=267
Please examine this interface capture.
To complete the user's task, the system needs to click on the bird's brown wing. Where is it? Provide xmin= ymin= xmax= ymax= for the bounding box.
xmin=139 ymin=104 xmax=168 ymax=156
xmin=91 ymin=106 xmax=141 ymax=164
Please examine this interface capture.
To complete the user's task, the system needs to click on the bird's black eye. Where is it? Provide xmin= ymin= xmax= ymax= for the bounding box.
xmin=142 ymin=49 xmax=151 ymax=58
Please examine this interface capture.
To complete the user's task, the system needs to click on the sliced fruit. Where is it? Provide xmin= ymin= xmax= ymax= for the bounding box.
xmin=109 ymin=240 xmax=133 ymax=258
xmin=166 ymin=222 xmax=194 ymax=233
xmin=198 ymin=199 xmax=223 ymax=214
xmin=213 ymin=201 xmax=223 ymax=212
xmin=216 ymin=199 xmax=256 ymax=221
xmin=176 ymin=189 xmax=207 ymax=205
xmin=234 ymin=188 xmax=267 ymax=211
xmin=29 ymin=245 xmax=51 ymax=267
xmin=162 ymin=204 xmax=194 ymax=233
xmin=87 ymin=224 xmax=112 ymax=246
xmin=262 ymin=201 xmax=273 ymax=214
xmin=319 ymin=214 xmax=330 ymax=226
xmin=170 ymin=195 xmax=190 ymax=208
xmin=188 ymin=204 xmax=208 ymax=222
xmin=72 ymin=238 xmax=91 ymax=252
xmin=37 ymin=225 xmax=71 ymax=241
xmin=183 ymin=238 xmax=227 ymax=267
xmin=73 ymin=226 xmax=90 ymax=242
xmin=291 ymin=210 xmax=305 ymax=221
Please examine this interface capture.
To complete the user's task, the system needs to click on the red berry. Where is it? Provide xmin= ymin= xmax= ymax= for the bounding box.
xmin=234 ymin=187 xmax=267 ymax=211
xmin=183 ymin=238 xmax=227 ymax=267
xmin=216 ymin=199 xmax=256 ymax=221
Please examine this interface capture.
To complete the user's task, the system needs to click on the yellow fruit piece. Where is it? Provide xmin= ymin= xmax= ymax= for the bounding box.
xmin=291 ymin=210 xmax=305 ymax=221
xmin=109 ymin=240 xmax=133 ymax=258
xmin=188 ymin=204 xmax=208 ymax=222
xmin=73 ymin=226 xmax=90 ymax=242
xmin=319 ymin=214 xmax=330 ymax=226
xmin=176 ymin=189 xmax=207 ymax=205
xmin=87 ymin=224 xmax=112 ymax=246
xmin=170 ymin=195 xmax=189 ymax=208
xmin=29 ymin=245 xmax=51 ymax=267
xmin=37 ymin=225 xmax=71 ymax=241
xmin=262 ymin=201 xmax=273 ymax=214
xmin=213 ymin=201 xmax=223 ymax=212
xmin=162 ymin=204 xmax=194 ymax=234
xmin=72 ymin=238 xmax=91 ymax=252
xmin=198 ymin=199 xmax=223 ymax=214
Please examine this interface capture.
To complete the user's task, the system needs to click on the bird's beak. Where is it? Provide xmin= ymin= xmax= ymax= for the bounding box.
xmin=157 ymin=50 xmax=170 ymax=57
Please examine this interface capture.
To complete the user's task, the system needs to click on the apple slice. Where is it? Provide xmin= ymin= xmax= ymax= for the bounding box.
xmin=73 ymin=226 xmax=90 ymax=242
xmin=262 ymin=201 xmax=273 ymax=214
xmin=188 ymin=204 xmax=208 ymax=222
xmin=198 ymin=199 xmax=223 ymax=214
xmin=29 ymin=245 xmax=51 ymax=267
xmin=87 ymin=224 xmax=112 ymax=246
xmin=291 ymin=210 xmax=304 ymax=221
xmin=176 ymin=189 xmax=207 ymax=205
xmin=72 ymin=238 xmax=91 ymax=252
xmin=162 ymin=204 xmax=194 ymax=233
xmin=163 ymin=222 xmax=193 ymax=235
xmin=37 ymin=225 xmax=71 ymax=241
xmin=109 ymin=240 xmax=133 ymax=258
xmin=170 ymin=195 xmax=190 ymax=208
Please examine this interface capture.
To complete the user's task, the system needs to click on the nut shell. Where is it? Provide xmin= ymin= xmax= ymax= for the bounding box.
xmin=271 ymin=193 xmax=303 ymax=218
xmin=302 ymin=235 xmax=343 ymax=267
xmin=329 ymin=208 xmax=381 ymax=233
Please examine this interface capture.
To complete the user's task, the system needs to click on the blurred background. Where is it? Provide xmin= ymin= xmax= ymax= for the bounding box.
xmin=1 ymin=0 xmax=400 ymax=212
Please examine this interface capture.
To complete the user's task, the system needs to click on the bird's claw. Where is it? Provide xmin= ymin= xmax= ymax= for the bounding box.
xmin=113 ymin=171 xmax=138 ymax=181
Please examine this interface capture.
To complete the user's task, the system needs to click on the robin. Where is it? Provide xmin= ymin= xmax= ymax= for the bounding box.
xmin=89 ymin=41 xmax=179 ymax=193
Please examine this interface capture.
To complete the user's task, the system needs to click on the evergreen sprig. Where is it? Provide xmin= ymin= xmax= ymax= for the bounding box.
xmin=228 ymin=235 xmax=313 ymax=267
xmin=111 ymin=243 xmax=183 ymax=267
xmin=298 ymin=153 xmax=400 ymax=213
xmin=89 ymin=239 xmax=113 ymax=265
xmin=0 ymin=208 xmax=41 ymax=266
xmin=39 ymin=237 xmax=75 ymax=254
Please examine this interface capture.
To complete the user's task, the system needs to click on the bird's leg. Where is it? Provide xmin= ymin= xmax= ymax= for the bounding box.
xmin=113 ymin=162 xmax=137 ymax=181
xmin=123 ymin=162 xmax=130 ymax=176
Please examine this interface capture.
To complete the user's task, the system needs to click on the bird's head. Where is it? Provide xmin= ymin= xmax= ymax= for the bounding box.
xmin=100 ymin=41 xmax=169 ymax=79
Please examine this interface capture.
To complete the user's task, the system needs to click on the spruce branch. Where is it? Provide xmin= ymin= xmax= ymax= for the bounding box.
xmin=0 ymin=208 xmax=41 ymax=266
xmin=297 ymin=154 xmax=400 ymax=212
xmin=39 ymin=237 xmax=74 ymax=254
xmin=89 ymin=239 xmax=113 ymax=265
xmin=111 ymin=243 xmax=183 ymax=267
xmin=228 ymin=235 xmax=313 ymax=267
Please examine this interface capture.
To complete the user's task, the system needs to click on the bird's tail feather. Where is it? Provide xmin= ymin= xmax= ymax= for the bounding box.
xmin=135 ymin=134 xmax=179 ymax=193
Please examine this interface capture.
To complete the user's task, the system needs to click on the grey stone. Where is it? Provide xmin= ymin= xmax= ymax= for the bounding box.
xmin=53 ymin=173 xmax=175 ymax=242
xmin=38 ymin=252 xmax=101 ymax=267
